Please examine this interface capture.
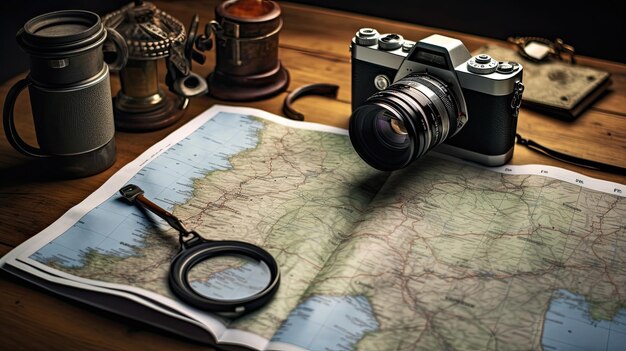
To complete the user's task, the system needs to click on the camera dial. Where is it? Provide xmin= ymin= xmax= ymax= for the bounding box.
xmin=467 ymin=54 xmax=498 ymax=74
xmin=402 ymin=42 xmax=415 ymax=53
xmin=496 ymin=61 xmax=520 ymax=74
xmin=378 ymin=33 xmax=404 ymax=50
xmin=355 ymin=28 xmax=379 ymax=46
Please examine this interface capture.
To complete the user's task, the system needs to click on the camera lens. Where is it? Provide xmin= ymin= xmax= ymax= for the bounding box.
xmin=374 ymin=111 xmax=409 ymax=149
xmin=349 ymin=73 xmax=460 ymax=171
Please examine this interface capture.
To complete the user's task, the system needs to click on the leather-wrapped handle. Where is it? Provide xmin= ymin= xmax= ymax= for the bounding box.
xmin=2 ymin=77 xmax=48 ymax=157
xmin=103 ymin=27 xmax=128 ymax=72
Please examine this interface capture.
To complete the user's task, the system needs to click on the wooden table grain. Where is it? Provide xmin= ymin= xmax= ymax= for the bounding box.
xmin=1 ymin=1 xmax=624 ymax=350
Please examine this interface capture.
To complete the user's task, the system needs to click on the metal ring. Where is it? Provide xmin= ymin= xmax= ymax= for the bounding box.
xmin=211 ymin=19 xmax=283 ymax=42
xmin=168 ymin=239 xmax=280 ymax=314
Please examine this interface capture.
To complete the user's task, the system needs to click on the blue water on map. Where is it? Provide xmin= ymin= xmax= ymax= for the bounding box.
xmin=189 ymin=261 xmax=272 ymax=300
xmin=542 ymin=289 xmax=626 ymax=351
xmin=31 ymin=113 xmax=263 ymax=268
xmin=271 ymin=295 xmax=379 ymax=350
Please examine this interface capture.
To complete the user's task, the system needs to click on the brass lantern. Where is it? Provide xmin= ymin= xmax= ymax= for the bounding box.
xmin=103 ymin=0 xmax=207 ymax=131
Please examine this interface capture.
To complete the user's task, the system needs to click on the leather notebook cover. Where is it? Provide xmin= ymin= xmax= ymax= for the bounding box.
xmin=475 ymin=44 xmax=611 ymax=120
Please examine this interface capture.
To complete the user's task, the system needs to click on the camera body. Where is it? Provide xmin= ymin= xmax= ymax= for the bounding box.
xmin=350 ymin=28 xmax=524 ymax=167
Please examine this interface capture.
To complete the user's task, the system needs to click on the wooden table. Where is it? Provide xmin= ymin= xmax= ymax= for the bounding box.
xmin=1 ymin=1 xmax=624 ymax=350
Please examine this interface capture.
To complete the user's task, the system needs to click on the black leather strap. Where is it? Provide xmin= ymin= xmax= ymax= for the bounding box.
xmin=283 ymin=83 xmax=339 ymax=121
xmin=516 ymin=134 xmax=625 ymax=175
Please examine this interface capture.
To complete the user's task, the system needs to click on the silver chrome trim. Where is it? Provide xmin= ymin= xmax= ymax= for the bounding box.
xmin=418 ymin=34 xmax=471 ymax=68
xmin=351 ymin=38 xmax=412 ymax=69
xmin=455 ymin=62 xmax=523 ymax=96
xmin=434 ymin=143 xmax=514 ymax=166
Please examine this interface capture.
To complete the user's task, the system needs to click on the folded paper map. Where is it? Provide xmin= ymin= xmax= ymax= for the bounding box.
xmin=1 ymin=105 xmax=624 ymax=350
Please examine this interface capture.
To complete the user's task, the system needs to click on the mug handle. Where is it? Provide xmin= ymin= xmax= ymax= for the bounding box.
xmin=2 ymin=77 xmax=48 ymax=157
xmin=104 ymin=27 xmax=128 ymax=72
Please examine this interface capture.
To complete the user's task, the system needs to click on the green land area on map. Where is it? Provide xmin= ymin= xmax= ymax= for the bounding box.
xmin=48 ymin=115 xmax=625 ymax=350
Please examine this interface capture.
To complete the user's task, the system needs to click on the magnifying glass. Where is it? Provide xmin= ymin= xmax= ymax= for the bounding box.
xmin=119 ymin=184 xmax=280 ymax=315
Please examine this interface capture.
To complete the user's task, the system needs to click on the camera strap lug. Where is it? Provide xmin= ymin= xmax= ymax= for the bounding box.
xmin=510 ymin=81 xmax=525 ymax=118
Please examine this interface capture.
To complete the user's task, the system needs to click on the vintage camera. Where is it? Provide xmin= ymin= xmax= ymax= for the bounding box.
xmin=349 ymin=28 xmax=525 ymax=171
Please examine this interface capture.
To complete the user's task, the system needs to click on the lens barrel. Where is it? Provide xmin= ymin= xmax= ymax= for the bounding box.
xmin=349 ymin=73 xmax=460 ymax=171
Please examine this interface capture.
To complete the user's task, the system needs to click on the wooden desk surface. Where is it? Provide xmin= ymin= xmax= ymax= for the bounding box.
xmin=1 ymin=1 xmax=624 ymax=349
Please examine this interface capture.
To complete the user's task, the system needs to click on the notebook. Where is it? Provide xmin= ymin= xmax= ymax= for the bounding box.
xmin=475 ymin=44 xmax=611 ymax=119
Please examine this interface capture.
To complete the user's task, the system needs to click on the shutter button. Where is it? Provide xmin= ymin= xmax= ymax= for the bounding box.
xmin=496 ymin=61 xmax=520 ymax=74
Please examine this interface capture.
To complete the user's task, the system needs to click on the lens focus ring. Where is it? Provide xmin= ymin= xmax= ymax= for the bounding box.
xmin=348 ymin=73 xmax=462 ymax=171
xmin=403 ymin=74 xmax=458 ymax=141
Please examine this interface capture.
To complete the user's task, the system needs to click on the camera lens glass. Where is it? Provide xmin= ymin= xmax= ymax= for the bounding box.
xmin=349 ymin=73 xmax=460 ymax=171
xmin=375 ymin=111 xmax=409 ymax=149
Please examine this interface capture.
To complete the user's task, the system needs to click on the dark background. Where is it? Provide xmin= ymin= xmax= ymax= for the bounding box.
xmin=288 ymin=0 xmax=626 ymax=63
xmin=0 ymin=0 xmax=127 ymax=84
xmin=1 ymin=0 xmax=625 ymax=83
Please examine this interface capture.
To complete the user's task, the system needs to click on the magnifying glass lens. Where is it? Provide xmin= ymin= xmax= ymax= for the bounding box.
xmin=169 ymin=240 xmax=280 ymax=313
xmin=119 ymin=184 xmax=280 ymax=314
xmin=186 ymin=255 xmax=272 ymax=301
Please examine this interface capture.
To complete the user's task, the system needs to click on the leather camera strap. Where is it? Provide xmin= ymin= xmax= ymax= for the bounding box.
xmin=516 ymin=133 xmax=626 ymax=175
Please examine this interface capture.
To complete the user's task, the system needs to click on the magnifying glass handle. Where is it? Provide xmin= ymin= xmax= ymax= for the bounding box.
xmin=119 ymin=184 xmax=190 ymax=234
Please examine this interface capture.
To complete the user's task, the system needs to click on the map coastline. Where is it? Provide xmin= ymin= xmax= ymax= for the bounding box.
xmin=541 ymin=289 xmax=626 ymax=351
